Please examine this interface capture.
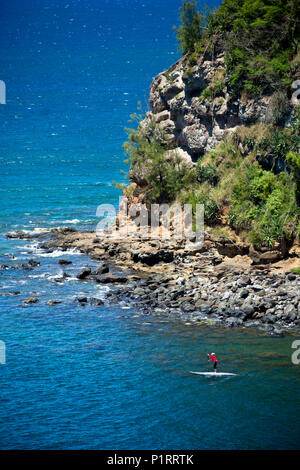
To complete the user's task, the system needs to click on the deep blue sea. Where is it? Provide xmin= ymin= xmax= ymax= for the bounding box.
xmin=0 ymin=0 xmax=300 ymax=450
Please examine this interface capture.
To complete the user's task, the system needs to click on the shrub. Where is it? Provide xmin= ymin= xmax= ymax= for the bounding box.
xmin=180 ymin=191 xmax=220 ymax=224
xmin=196 ymin=162 xmax=219 ymax=185
xmin=200 ymin=87 xmax=213 ymax=99
xmin=228 ymin=164 xmax=299 ymax=247
xmin=286 ymin=152 xmax=300 ymax=204
xmin=214 ymin=79 xmax=225 ymax=95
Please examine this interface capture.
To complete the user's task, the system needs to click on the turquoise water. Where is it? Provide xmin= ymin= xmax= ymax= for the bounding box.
xmin=0 ymin=0 xmax=300 ymax=450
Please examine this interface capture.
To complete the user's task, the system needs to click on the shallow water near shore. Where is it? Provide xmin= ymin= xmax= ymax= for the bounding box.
xmin=1 ymin=0 xmax=300 ymax=450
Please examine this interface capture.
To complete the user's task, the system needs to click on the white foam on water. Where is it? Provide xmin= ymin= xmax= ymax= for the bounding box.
xmin=28 ymin=273 xmax=49 ymax=279
xmin=62 ymin=219 xmax=80 ymax=224
xmin=17 ymin=242 xmax=39 ymax=251
xmin=37 ymin=247 xmax=82 ymax=258
xmin=8 ymin=280 xmax=27 ymax=285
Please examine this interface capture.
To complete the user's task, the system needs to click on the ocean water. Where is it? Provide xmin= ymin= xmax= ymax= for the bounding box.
xmin=0 ymin=0 xmax=300 ymax=450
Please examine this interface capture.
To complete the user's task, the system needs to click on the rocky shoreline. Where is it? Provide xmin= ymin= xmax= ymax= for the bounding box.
xmin=4 ymin=226 xmax=300 ymax=337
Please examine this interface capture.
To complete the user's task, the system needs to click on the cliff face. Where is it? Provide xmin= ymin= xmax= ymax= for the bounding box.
xmin=142 ymin=51 xmax=292 ymax=164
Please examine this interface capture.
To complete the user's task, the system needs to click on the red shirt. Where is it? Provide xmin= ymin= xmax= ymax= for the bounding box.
xmin=208 ymin=354 xmax=218 ymax=363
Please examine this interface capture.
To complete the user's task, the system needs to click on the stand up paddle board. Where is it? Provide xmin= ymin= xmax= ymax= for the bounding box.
xmin=189 ymin=371 xmax=237 ymax=376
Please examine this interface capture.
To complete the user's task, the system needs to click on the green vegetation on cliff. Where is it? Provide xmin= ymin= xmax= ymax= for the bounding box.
xmin=122 ymin=108 xmax=300 ymax=248
xmin=178 ymin=112 xmax=300 ymax=247
xmin=175 ymin=0 xmax=300 ymax=97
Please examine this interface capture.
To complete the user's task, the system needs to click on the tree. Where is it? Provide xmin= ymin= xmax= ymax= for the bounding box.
xmin=123 ymin=115 xmax=188 ymax=204
xmin=174 ymin=0 xmax=204 ymax=54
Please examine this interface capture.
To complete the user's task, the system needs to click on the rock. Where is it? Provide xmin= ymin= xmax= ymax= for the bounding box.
xmin=96 ymin=274 xmax=127 ymax=284
xmin=195 ymin=299 xmax=203 ymax=309
xmin=264 ymin=314 xmax=276 ymax=324
xmin=13 ymin=263 xmax=33 ymax=271
xmin=77 ymin=267 xmax=92 ymax=280
xmin=277 ymin=289 xmax=288 ymax=297
xmin=214 ymin=240 xmax=249 ymax=258
xmin=264 ymin=298 xmax=276 ymax=309
xmin=181 ymin=301 xmax=195 ymax=312
xmin=164 ymin=147 xmax=194 ymax=169
xmin=28 ymin=259 xmax=40 ymax=267
xmin=47 ymin=300 xmax=62 ymax=306
xmin=90 ymin=297 xmax=104 ymax=306
xmin=225 ymin=317 xmax=243 ymax=327
xmin=131 ymin=250 xmax=174 ymax=266
xmin=222 ymin=291 xmax=232 ymax=300
xmin=58 ymin=259 xmax=72 ymax=265
xmin=287 ymin=273 xmax=296 ymax=281
xmin=259 ymin=251 xmax=282 ymax=264
xmin=0 ymin=291 xmax=20 ymax=296
xmin=6 ymin=230 xmax=37 ymax=239
xmin=252 ymin=284 xmax=264 ymax=292
xmin=23 ymin=297 xmax=39 ymax=304
xmin=240 ymin=288 xmax=249 ymax=299
xmin=96 ymin=262 xmax=109 ymax=275
xmin=237 ymin=276 xmax=251 ymax=287
xmin=77 ymin=297 xmax=87 ymax=304
xmin=133 ymin=287 xmax=146 ymax=296
xmin=272 ymin=328 xmax=285 ymax=337
xmin=284 ymin=304 xmax=297 ymax=320
xmin=155 ymin=109 xmax=170 ymax=123
xmin=53 ymin=272 xmax=70 ymax=283
xmin=52 ymin=226 xmax=77 ymax=234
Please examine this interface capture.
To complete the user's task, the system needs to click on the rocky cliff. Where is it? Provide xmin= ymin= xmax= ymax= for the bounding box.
xmin=141 ymin=51 xmax=294 ymax=166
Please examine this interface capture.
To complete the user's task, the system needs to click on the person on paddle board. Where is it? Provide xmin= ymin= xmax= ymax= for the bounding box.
xmin=208 ymin=352 xmax=218 ymax=373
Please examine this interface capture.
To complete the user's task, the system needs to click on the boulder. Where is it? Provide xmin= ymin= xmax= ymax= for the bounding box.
xmin=225 ymin=317 xmax=243 ymax=327
xmin=96 ymin=262 xmax=109 ymax=275
xmin=58 ymin=259 xmax=72 ymax=265
xmin=77 ymin=268 xmax=92 ymax=280
xmin=240 ymin=288 xmax=249 ymax=299
xmin=23 ymin=297 xmax=39 ymax=304
xmin=47 ymin=300 xmax=62 ymax=306
xmin=131 ymin=250 xmax=174 ymax=266
xmin=90 ymin=297 xmax=104 ymax=306
xmin=96 ymin=274 xmax=127 ymax=284
xmin=28 ymin=259 xmax=40 ymax=267
xmin=0 ymin=291 xmax=20 ymax=296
